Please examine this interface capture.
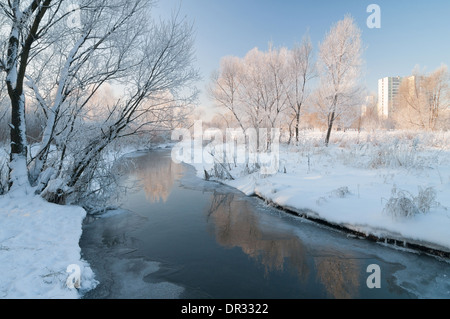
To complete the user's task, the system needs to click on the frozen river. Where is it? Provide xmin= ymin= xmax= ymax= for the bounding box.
xmin=80 ymin=150 xmax=450 ymax=299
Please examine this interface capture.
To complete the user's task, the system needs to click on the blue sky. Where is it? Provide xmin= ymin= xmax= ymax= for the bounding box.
xmin=153 ymin=0 xmax=450 ymax=113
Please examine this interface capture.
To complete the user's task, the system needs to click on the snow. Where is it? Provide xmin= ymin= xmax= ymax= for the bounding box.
xmin=8 ymin=155 xmax=32 ymax=196
xmin=177 ymin=130 xmax=450 ymax=255
xmin=6 ymin=70 xmax=17 ymax=89
xmin=0 ymin=193 xmax=97 ymax=298
xmin=0 ymin=139 xmax=178 ymax=299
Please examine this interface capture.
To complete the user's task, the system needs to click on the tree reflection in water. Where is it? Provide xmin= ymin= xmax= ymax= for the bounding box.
xmin=205 ymin=192 xmax=310 ymax=282
xmin=206 ymin=192 xmax=362 ymax=298
xmin=314 ymin=255 xmax=361 ymax=299
xmin=120 ymin=152 xmax=185 ymax=203
xmin=117 ymin=151 xmax=363 ymax=298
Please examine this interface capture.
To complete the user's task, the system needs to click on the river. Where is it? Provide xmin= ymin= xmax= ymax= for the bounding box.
xmin=80 ymin=150 xmax=450 ymax=299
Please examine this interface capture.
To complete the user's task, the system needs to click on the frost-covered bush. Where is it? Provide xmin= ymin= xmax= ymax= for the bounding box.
xmin=368 ymin=137 xmax=422 ymax=169
xmin=383 ymin=194 xmax=419 ymax=219
xmin=326 ymin=130 xmax=450 ymax=170
xmin=331 ymin=186 xmax=351 ymax=198
xmin=414 ymin=186 xmax=438 ymax=214
xmin=383 ymin=186 xmax=438 ymax=220
xmin=212 ymin=162 xmax=235 ymax=180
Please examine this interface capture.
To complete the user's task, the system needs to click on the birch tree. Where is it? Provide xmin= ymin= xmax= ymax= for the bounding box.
xmin=316 ymin=15 xmax=363 ymax=146
xmin=0 ymin=0 xmax=54 ymax=191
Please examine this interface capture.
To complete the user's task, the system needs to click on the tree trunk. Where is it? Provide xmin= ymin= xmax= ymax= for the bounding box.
xmin=287 ymin=117 xmax=295 ymax=144
xmin=325 ymin=95 xmax=338 ymax=147
xmin=6 ymin=0 xmax=52 ymax=191
xmin=325 ymin=111 xmax=335 ymax=147
xmin=9 ymin=92 xmax=26 ymax=158
xmin=7 ymin=28 xmax=29 ymax=190
xmin=8 ymin=89 xmax=29 ymax=190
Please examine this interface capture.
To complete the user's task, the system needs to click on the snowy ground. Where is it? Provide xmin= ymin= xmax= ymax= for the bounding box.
xmin=0 ymin=144 xmax=99 ymax=299
xmin=0 ymin=190 xmax=97 ymax=298
xmin=176 ymin=130 xmax=450 ymax=255
xmin=0 ymin=140 xmax=176 ymax=299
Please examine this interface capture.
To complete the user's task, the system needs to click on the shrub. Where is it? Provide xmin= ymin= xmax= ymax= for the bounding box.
xmin=383 ymin=186 xmax=438 ymax=220
xmin=383 ymin=195 xmax=420 ymax=219
xmin=414 ymin=186 xmax=437 ymax=214
xmin=331 ymin=186 xmax=351 ymax=198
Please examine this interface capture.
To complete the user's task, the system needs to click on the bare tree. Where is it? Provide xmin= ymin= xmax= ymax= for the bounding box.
xmin=56 ymin=10 xmax=199 ymax=200
xmin=208 ymin=56 xmax=245 ymax=130
xmin=26 ymin=0 xmax=153 ymax=184
xmin=264 ymin=44 xmax=290 ymax=130
xmin=394 ymin=65 xmax=450 ymax=130
xmin=359 ymin=95 xmax=379 ymax=131
xmin=316 ymin=15 xmax=363 ymax=146
xmin=209 ymin=46 xmax=291 ymax=149
xmin=0 ymin=0 xmax=55 ymax=191
xmin=0 ymin=0 xmax=199 ymax=199
xmin=241 ymin=46 xmax=290 ymax=134
xmin=285 ymin=34 xmax=316 ymax=143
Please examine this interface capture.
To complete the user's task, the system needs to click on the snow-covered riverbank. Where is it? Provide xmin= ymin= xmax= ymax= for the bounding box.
xmin=178 ymin=130 xmax=450 ymax=257
xmin=0 ymin=191 xmax=97 ymax=298
xmin=1 ymin=129 xmax=448 ymax=299
xmin=0 ymin=141 xmax=177 ymax=299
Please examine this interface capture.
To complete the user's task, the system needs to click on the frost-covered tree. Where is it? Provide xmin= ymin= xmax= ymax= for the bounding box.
xmin=264 ymin=45 xmax=291 ymax=130
xmin=359 ymin=94 xmax=379 ymax=131
xmin=285 ymin=34 xmax=316 ymax=143
xmin=394 ymin=65 xmax=450 ymax=131
xmin=0 ymin=0 xmax=54 ymax=191
xmin=316 ymin=15 xmax=363 ymax=146
xmin=208 ymin=56 xmax=245 ymax=130
xmin=209 ymin=46 xmax=291 ymax=146
xmin=0 ymin=0 xmax=198 ymax=200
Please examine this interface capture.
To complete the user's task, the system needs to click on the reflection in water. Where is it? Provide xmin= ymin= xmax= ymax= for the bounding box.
xmin=81 ymin=150 xmax=450 ymax=299
xmin=206 ymin=192 xmax=310 ymax=282
xmin=119 ymin=152 xmax=365 ymax=298
xmin=87 ymin=150 xmax=434 ymax=299
xmin=122 ymin=152 xmax=185 ymax=203
xmin=205 ymin=192 xmax=363 ymax=298
xmin=314 ymin=256 xmax=361 ymax=299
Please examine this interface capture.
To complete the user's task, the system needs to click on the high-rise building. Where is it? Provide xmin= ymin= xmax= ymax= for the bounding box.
xmin=377 ymin=76 xmax=402 ymax=119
